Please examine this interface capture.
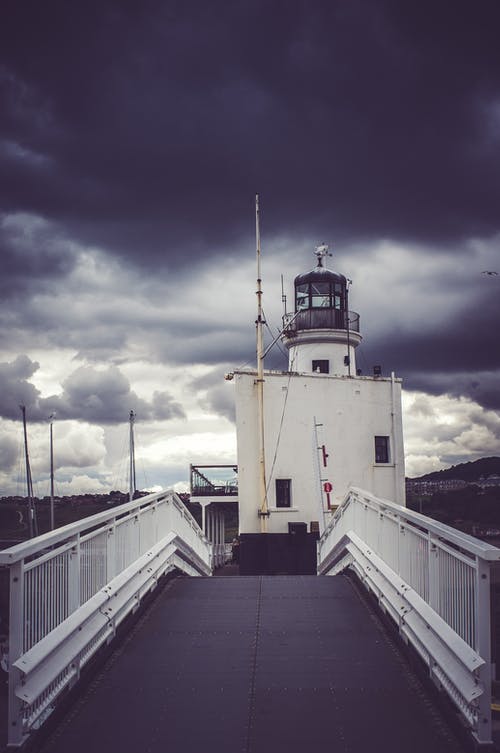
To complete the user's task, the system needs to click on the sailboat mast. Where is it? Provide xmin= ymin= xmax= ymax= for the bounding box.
xmin=129 ymin=410 xmax=136 ymax=502
xmin=49 ymin=415 xmax=55 ymax=530
xmin=255 ymin=195 xmax=269 ymax=532
xmin=20 ymin=405 xmax=37 ymax=538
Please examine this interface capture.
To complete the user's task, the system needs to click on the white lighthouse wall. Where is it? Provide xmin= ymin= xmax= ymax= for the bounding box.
xmin=287 ymin=340 xmax=358 ymax=376
xmin=234 ymin=370 xmax=405 ymax=535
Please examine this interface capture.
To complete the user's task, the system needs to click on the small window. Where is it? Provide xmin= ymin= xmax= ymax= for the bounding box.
xmin=296 ymin=284 xmax=309 ymax=310
xmin=374 ymin=436 xmax=390 ymax=463
xmin=312 ymin=360 xmax=329 ymax=374
xmin=334 ymin=283 xmax=344 ymax=310
xmin=276 ymin=478 xmax=292 ymax=508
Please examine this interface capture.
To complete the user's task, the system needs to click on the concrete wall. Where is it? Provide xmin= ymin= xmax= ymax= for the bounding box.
xmin=234 ymin=369 xmax=405 ymax=535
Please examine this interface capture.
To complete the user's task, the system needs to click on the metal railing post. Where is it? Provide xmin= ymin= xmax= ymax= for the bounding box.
xmin=69 ymin=535 xmax=81 ymax=613
xmin=474 ymin=557 xmax=492 ymax=744
xmin=107 ymin=519 xmax=116 ymax=582
xmin=8 ymin=560 xmax=25 ymax=747
xmin=428 ymin=533 xmax=438 ymax=614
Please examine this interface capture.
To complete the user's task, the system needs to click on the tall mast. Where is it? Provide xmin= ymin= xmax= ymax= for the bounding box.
xmin=20 ymin=405 xmax=38 ymax=538
xmin=129 ymin=410 xmax=136 ymax=502
xmin=255 ymin=194 xmax=269 ymax=532
xmin=346 ymin=277 xmax=352 ymax=377
xmin=49 ymin=414 xmax=55 ymax=530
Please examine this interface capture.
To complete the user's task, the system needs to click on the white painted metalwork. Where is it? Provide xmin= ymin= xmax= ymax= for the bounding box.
xmin=0 ymin=490 xmax=211 ymax=747
xmin=317 ymin=487 xmax=500 ymax=746
xmin=204 ymin=506 xmax=226 ymax=569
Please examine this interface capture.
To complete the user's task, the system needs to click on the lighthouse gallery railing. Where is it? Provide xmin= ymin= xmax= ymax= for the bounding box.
xmin=0 ymin=490 xmax=212 ymax=747
xmin=283 ymin=308 xmax=360 ymax=333
xmin=317 ymin=487 xmax=500 ymax=746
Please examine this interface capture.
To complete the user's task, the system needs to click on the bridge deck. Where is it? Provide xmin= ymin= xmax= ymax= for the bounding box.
xmin=39 ymin=575 xmax=464 ymax=753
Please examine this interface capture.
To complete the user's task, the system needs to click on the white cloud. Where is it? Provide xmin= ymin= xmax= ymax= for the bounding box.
xmin=403 ymin=390 xmax=500 ymax=476
xmin=51 ymin=474 xmax=112 ymax=496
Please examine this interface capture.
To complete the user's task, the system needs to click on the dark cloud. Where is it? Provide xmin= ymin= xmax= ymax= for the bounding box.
xmin=42 ymin=365 xmax=185 ymax=424
xmin=0 ymin=357 xmax=184 ymax=424
xmin=190 ymin=367 xmax=237 ymax=422
xmin=359 ymin=282 xmax=500 ymax=409
xmin=0 ymin=435 xmax=18 ymax=471
xmin=200 ymin=383 xmax=236 ymax=424
xmin=0 ymin=213 xmax=76 ymax=298
xmin=2 ymin=0 xmax=500 ymax=282
xmin=0 ymin=355 xmax=41 ymax=419
xmin=151 ymin=390 xmax=185 ymax=421
xmin=403 ymin=371 xmax=500 ymax=415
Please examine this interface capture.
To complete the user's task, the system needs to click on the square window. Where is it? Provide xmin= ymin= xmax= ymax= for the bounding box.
xmin=374 ymin=436 xmax=390 ymax=463
xmin=312 ymin=359 xmax=329 ymax=374
xmin=276 ymin=478 xmax=292 ymax=508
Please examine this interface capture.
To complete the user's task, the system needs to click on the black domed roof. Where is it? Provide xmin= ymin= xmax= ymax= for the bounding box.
xmin=294 ymin=265 xmax=347 ymax=287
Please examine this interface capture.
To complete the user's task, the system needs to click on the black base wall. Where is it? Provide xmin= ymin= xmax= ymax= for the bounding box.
xmin=239 ymin=533 xmax=319 ymax=575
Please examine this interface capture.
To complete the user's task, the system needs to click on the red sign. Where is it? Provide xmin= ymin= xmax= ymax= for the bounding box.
xmin=323 ymin=482 xmax=333 ymax=493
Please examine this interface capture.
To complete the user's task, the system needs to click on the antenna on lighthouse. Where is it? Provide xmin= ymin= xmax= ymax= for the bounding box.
xmin=129 ymin=410 xmax=137 ymax=502
xmin=255 ymin=194 xmax=269 ymax=532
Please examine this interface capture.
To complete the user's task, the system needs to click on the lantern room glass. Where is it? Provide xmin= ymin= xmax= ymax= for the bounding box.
xmin=311 ymin=282 xmax=330 ymax=308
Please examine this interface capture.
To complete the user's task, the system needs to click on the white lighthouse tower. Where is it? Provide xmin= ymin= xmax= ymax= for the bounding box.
xmin=233 ymin=246 xmax=405 ymax=574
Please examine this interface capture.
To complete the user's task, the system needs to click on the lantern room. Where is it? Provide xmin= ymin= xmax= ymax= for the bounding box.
xmin=281 ymin=245 xmax=362 ymax=375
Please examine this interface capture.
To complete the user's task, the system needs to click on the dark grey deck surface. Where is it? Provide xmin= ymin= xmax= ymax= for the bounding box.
xmin=40 ymin=575 xmax=464 ymax=753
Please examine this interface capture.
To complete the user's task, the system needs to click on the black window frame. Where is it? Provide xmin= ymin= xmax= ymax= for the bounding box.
xmin=312 ymin=359 xmax=329 ymax=374
xmin=275 ymin=478 xmax=292 ymax=508
xmin=374 ymin=436 xmax=390 ymax=464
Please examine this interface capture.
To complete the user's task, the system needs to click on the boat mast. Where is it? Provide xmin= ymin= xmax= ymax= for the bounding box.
xmin=20 ymin=405 xmax=38 ymax=538
xmin=255 ymin=194 xmax=269 ymax=532
xmin=129 ymin=410 xmax=136 ymax=502
xmin=49 ymin=414 xmax=55 ymax=530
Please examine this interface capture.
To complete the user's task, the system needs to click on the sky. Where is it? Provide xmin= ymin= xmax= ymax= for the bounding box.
xmin=1 ymin=0 xmax=500 ymax=497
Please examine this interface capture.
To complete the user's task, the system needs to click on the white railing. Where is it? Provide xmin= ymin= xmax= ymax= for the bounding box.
xmin=0 ymin=490 xmax=212 ymax=747
xmin=317 ymin=487 xmax=500 ymax=747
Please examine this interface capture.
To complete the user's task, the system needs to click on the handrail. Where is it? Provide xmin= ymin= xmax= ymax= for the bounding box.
xmin=321 ymin=487 xmax=500 ymax=560
xmin=317 ymin=487 xmax=500 ymax=746
xmin=283 ymin=308 xmax=360 ymax=334
xmin=0 ymin=489 xmax=202 ymax=564
xmin=1 ymin=489 xmax=212 ymax=747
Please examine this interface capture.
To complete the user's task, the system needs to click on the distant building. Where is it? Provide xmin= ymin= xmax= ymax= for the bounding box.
xmin=478 ymin=474 xmax=500 ymax=487
xmin=406 ymin=479 xmax=468 ymax=494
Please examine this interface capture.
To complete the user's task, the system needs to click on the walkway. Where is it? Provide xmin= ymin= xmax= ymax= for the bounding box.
xmin=39 ymin=575 xmax=465 ymax=753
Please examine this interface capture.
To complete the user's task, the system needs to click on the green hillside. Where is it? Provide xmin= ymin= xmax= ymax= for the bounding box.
xmin=411 ymin=456 xmax=500 ymax=482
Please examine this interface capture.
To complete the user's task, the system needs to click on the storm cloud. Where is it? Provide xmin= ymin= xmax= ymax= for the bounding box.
xmin=0 ymin=357 xmax=184 ymax=424
xmin=2 ymin=1 xmax=500 ymax=268
xmin=1 ymin=0 xmax=500 ymax=489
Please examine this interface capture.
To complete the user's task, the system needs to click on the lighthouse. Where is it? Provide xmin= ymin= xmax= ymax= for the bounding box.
xmin=233 ymin=246 xmax=405 ymax=574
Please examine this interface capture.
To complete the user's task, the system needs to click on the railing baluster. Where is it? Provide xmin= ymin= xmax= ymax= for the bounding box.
xmin=8 ymin=560 xmax=25 ymax=746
